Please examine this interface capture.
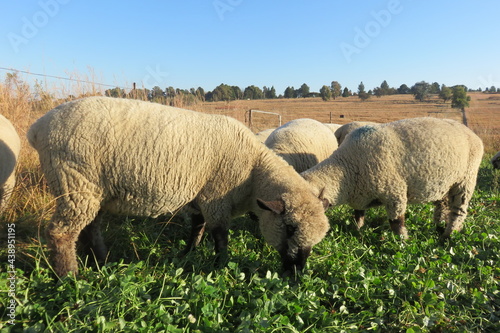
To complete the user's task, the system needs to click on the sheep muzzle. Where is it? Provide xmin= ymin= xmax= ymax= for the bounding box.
xmin=280 ymin=246 xmax=311 ymax=276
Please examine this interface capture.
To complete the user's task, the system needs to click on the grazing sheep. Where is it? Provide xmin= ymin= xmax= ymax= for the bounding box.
xmin=492 ymin=151 xmax=500 ymax=169
xmin=302 ymin=117 xmax=483 ymax=239
xmin=265 ymin=119 xmax=338 ymax=173
xmin=334 ymin=121 xmax=377 ymax=145
xmin=255 ymin=128 xmax=275 ymax=143
xmin=0 ymin=114 xmax=20 ymax=212
xmin=27 ymin=97 xmax=329 ymax=277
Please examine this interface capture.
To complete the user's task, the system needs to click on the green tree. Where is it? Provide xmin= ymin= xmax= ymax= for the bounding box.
xmin=299 ymin=83 xmax=310 ymax=98
xmin=212 ymin=83 xmax=235 ymax=101
xmin=330 ymin=81 xmax=342 ymax=99
xmin=429 ymin=82 xmax=441 ymax=94
xmin=284 ymin=86 xmax=295 ymax=98
xmin=150 ymin=86 xmax=165 ymax=103
xmin=342 ymin=87 xmax=351 ymax=97
xmin=380 ymin=80 xmax=390 ymax=92
xmin=411 ymin=81 xmax=430 ymax=102
xmin=243 ymin=85 xmax=264 ymax=99
xmin=451 ymin=85 xmax=471 ymax=111
xmin=105 ymin=87 xmax=125 ymax=98
xmin=195 ymin=87 xmax=205 ymax=101
xmin=439 ymin=85 xmax=452 ymax=103
xmin=320 ymin=85 xmax=332 ymax=101
xmin=232 ymin=86 xmax=243 ymax=100
xmin=358 ymin=81 xmax=370 ymax=101
xmin=397 ymin=84 xmax=410 ymax=94
xmin=266 ymin=86 xmax=277 ymax=99
xmin=166 ymin=86 xmax=176 ymax=99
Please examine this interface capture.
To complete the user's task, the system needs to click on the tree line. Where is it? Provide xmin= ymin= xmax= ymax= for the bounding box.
xmin=104 ymin=80 xmax=496 ymax=108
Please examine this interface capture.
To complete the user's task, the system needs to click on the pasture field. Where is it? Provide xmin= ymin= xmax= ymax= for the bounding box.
xmin=0 ymin=81 xmax=499 ymax=332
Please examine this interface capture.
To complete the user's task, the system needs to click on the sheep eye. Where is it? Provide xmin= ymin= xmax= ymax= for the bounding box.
xmin=286 ymin=224 xmax=297 ymax=238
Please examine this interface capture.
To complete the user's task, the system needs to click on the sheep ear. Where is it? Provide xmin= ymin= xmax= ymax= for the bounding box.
xmin=257 ymin=199 xmax=285 ymax=215
xmin=318 ymin=188 xmax=330 ymax=211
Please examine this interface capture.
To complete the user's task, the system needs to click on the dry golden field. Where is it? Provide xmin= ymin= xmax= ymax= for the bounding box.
xmin=194 ymin=93 xmax=500 ymax=154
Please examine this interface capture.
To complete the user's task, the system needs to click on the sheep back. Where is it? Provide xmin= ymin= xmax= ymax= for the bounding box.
xmin=265 ymin=118 xmax=338 ymax=173
xmin=27 ymin=96 xmax=264 ymax=218
xmin=334 ymin=121 xmax=377 ymax=145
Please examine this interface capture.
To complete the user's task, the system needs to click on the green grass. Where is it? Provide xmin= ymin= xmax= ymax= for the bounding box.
xmin=1 ymin=159 xmax=499 ymax=332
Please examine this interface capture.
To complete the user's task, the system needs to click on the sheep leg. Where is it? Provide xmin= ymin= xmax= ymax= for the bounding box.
xmin=354 ymin=209 xmax=365 ymax=229
xmin=433 ymin=199 xmax=448 ymax=235
xmin=45 ymin=223 xmax=80 ymax=277
xmin=78 ymin=211 xmax=107 ymax=264
xmin=211 ymin=226 xmax=229 ymax=266
xmin=389 ymin=216 xmax=408 ymax=239
xmin=180 ymin=213 xmax=206 ymax=256
xmin=441 ymin=185 xmax=471 ymax=239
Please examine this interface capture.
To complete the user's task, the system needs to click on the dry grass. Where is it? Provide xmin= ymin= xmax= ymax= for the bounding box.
xmin=195 ymin=93 xmax=500 ymax=154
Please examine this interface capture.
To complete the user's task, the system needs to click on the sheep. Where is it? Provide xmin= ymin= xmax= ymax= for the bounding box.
xmin=492 ymin=151 xmax=500 ymax=169
xmin=322 ymin=123 xmax=342 ymax=133
xmin=255 ymin=128 xmax=275 ymax=143
xmin=302 ymin=117 xmax=484 ymax=239
xmin=334 ymin=121 xmax=377 ymax=145
xmin=27 ymin=96 xmax=330 ymax=277
xmin=265 ymin=119 xmax=338 ymax=173
xmin=0 ymin=114 xmax=20 ymax=212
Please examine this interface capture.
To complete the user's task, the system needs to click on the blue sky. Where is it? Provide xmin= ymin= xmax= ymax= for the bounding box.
xmin=1 ymin=0 xmax=499 ymax=95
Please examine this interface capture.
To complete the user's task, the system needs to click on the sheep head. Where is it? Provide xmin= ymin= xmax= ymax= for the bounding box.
xmin=257 ymin=191 xmax=329 ymax=276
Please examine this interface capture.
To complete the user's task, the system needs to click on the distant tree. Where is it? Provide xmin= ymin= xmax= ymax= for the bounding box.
xmin=299 ymin=83 xmax=310 ymax=98
xmin=320 ymin=85 xmax=332 ymax=101
xmin=342 ymin=87 xmax=351 ymax=97
xmin=330 ymin=81 xmax=342 ymax=99
xmin=284 ymin=86 xmax=295 ymax=98
xmin=166 ymin=86 xmax=176 ymax=99
xmin=150 ymin=86 xmax=165 ymax=103
xmin=411 ymin=81 xmax=430 ymax=102
xmin=195 ymin=87 xmax=205 ymax=101
xmin=105 ymin=87 xmax=125 ymax=98
xmin=451 ymin=85 xmax=471 ymax=111
xmin=490 ymin=86 xmax=497 ymax=93
xmin=243 ymin=85 xmax=264 ymax=99
xmin=429 ymin=82 xmax=441 ymax=94
xmin=380 ymin=80 xmax=390 ymax=95
xmin=397 ymin=84 xmax=411 ymax=94
xmin=232 ymin=86 xmax=243 ymax=100
xmin=358 ymin=81 xmax=370 ymax=101
xmin=439 ymin=85 xmax=452 ymax=103
xmin=373 ymin=87 xmax=383 ymax=98
xmin=266 ymin=86 xmax=277 ymax=99
xmin=212 ymin=83 xmax=235 ymax=101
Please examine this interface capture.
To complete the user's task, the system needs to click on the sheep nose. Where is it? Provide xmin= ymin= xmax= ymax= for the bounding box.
xmin=281 ymin=246 xmax=311 ymax=277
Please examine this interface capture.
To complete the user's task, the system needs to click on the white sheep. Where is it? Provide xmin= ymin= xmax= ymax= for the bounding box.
xmin=0 ymin=114 xmax=20 ymax=212
xmin=334 ymin=121 xmax=377 ymax=145
xmin=255 ymin=128 xmax=275 ymax=143
xmin=322 ymin=123 xmax=342 ymax=133
xmin=27 ymin=97 xmax=330 ymax=277
xmin=265 ymin=119 xmax=339 ymax=173
xmin=302 ymin=117 xmax=484 ymax=239
xmin=492 ymin=151 xmax=500 ymax=169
